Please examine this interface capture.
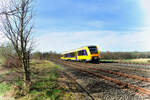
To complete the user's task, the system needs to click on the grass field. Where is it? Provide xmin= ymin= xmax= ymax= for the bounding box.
xmin=1 ymin=58 xmax=150 ymax=99
xmin=0 ymin=59 xmax=3 ymax=66
xmin=0 ymin=60 xmax=64 ymax=100
xmin=101 ymin=58 xmax=150 ymax=64
xmin=116 ymin=58 xmax=150 ymax=64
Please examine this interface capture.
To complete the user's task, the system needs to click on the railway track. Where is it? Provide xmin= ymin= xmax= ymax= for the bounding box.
xmin=82 ymin=61 xmax=150 ymax=71
xmin=69 ymin=62 xmax=150 ymax=83
xmin=62 ymin=62 xmax=150 ymax=95
xmin=60 ymin=61 xmax=150 ymax=96
xmin=114 ymin=62 xmax=150 ymax=66
xmin=75 ymin=61 xmax=150 ymax=75
xmin=51 ymin=59 xmax=150 ymax=99
xmin=106 ymin=63 xmax=150 ymax=71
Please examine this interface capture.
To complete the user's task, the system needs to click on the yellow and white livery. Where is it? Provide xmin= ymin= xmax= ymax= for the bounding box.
xmin=60 ymin=45 xmax=100 ymax=62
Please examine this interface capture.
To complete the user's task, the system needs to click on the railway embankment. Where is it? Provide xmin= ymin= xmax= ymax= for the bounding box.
xmin=54 ymin=59 xmax=150 ymax=100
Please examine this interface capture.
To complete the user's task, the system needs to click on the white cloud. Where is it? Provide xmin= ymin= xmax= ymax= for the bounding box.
xmin=1 ymin=0 xmax=149 ymax=52
xmin=36 ymin=30 xmax=150 ymax=53
xmin=140 ymin=0 xmax=150 ymax=27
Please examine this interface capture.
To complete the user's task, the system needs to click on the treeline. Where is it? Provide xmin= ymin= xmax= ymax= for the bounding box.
xmin=32 ymin=51 xmax=150 ymax=60
xmin=0 ymin=44 xmax=21 ymax=68
xmin=1 ymin=44 xmax=150 ymax=63
xmin=32 ymin=51 xmax=61 ymax=60
xmin=101 ymin=52 xmax=150 ymax=59
xmin=0 ymin=44 xmax=62 ymax=67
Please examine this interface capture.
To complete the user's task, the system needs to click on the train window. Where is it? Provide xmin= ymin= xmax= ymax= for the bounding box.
xmin=64 ymin=52 xmax=75 ymax=57
xmin=71 ymin=52 xmax=75 ymax=57
xmin=64 ymin=54 xmax=67 ymax=58
xmin=88 ymin=46 xmax=98 ymax=54
xmin=66 ymin=54 xmax=68 ymax=57
xmin=78 ymin=51 xmax=82 ymax=56
xmin=78 ymin=50 xmax=87 ymax=56
xmin=82 ymin=50 xmax=87 ymax=55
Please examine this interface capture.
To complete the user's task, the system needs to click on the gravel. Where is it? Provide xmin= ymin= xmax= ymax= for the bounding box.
xmin=61 ymin=64 xmax=150 ymax=100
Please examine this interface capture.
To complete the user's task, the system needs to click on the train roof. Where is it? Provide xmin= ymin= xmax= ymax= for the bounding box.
xmin=62 ymin=45 xmax=98 ymax=54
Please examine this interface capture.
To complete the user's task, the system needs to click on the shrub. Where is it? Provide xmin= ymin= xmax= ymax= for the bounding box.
xmin=3 ymin=56 xmax=21 ymax=69
xmin=147 ymin=60 xmax=150 ymax=63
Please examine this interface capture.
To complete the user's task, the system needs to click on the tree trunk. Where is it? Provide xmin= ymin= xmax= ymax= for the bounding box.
xmin=23 ymin=52 xmax=31 ymax=94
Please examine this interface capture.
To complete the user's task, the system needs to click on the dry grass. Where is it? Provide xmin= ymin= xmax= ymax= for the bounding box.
xmin=116 ymin=58 xmax=150 ymax=64
xmin=0 ymin=60 xmax=64 ymax=100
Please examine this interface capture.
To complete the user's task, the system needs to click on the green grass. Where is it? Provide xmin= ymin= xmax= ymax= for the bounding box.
xmin=15 ymin=60 xmax=63 ymax=100
xmin=0 ymin=57 xmax=6 ymax=66
xmin=0 ymin=57 xmax=11 ymax=97
xmin=0 ymin=82 xmax=11 ymax=96
xmin=0 ymin=58 xmax=3 ymax=66
xmin=100 ymin=59 xmax=117 ymax=63
xmin=0 ymin=60 xmax=64 ymax=100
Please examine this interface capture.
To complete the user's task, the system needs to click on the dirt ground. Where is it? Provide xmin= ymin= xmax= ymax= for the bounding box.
xmin=0 ymin=67 xmax=22 ymax=83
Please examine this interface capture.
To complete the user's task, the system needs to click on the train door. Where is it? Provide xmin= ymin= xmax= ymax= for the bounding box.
xmin=75 ymin=51 xmax=77 ymax=61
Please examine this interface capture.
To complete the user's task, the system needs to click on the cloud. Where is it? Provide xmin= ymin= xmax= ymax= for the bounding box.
xmin=36 ymin=0 xmax=144 ymax=32
xmin=140 ymin=0 xmax=150 ymax=27
xmin=35 ymin=30 xmax=150 ymax=52
xmin=1 ymin=0 xmax=149 ymax=52
xmin=34 ymin=0 xmax=150 ymax=52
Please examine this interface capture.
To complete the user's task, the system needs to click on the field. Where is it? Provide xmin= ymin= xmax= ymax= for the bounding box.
xmin=115 ymin=58 xmax=150 ymax=64
xmin=0 ymin=59 xmax=3 ymax=66
xmin=0 ymin=59 xmax=91 ymax=100
xmin=0 ymin=60 xmax=63 ymax=100
xmin=100 ymin=58 xmax=150 ymax=64
xmin=1 ymin=58 xmax=150 ymax=100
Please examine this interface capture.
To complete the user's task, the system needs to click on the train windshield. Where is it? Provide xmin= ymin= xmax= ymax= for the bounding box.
xmin=88 ymin=46 xmax=98 ymax=54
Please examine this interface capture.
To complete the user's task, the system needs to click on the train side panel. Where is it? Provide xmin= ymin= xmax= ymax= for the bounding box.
xmin=76 ymin=47 xmax=91 ymax=61
xmin=60 ymin=45 xmax=100 ymax=62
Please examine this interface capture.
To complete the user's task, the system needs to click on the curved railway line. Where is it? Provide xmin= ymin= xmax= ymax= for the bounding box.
xmin=113 ymin=62 xmax=150 ymax=66
xmin=52 ymin=59 xmax=150 ymax=99
xmin=77 ymin=62 xmax=150 ymax=74
xmin=102 ymin=63 xmax=150 ymax=73
xmin=66 ymin=62 xmax=150 ymax=83
xmin=62 ymin=61 xmax=150 ymax=95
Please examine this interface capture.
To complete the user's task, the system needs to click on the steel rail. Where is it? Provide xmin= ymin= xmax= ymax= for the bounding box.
xmin=61 ymin=62 xmax=150 ymax=96
xmin=70 ymin=63 xmax=150 ymax=83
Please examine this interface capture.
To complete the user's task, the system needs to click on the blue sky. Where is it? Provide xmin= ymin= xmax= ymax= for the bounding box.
xmin=34 ymin=0 xmax=150 ymax=52
xmin=1 ymin=0 xmax=150 ymax=52
xmin=36 ymin=0 xmax=144 ymax=32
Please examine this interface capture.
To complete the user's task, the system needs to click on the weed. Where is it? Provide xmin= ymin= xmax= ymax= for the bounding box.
xmin=0 ymin=82 xmax=11 ymax=96
xmin=13 ymin=60 xmax=63 ymax=100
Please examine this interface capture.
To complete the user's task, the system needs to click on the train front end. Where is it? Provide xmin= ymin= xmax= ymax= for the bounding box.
xmin=88 ymin=46 xmax=100 ymax=62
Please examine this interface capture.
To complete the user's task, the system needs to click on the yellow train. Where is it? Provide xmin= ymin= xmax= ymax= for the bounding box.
xmin=60 ymin=45 xmax=100 ymax=62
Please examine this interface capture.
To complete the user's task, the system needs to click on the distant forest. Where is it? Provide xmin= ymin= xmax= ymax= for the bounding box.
xmin=32 ymin=51 xmax=150 ymax=60
xmin=100 ymin=52 xmax=150 ymax=59
xmin=0 ymin=44 xmax=150 ymax=61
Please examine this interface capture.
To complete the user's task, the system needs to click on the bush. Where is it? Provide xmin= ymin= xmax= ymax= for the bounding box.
xmin=0 ymin=43 xmax=15 ymax=65
xmin=32 ymin=51 xmax=61 ymax=60
xmin=101 ymin=51 xmax=150 ymax=60
xmin=0 ymin=43 xmax=21 ymax=68
xmin=147 ymin=60 xmax=150 ymax=63
xmin=3 ymin=56 xmax=21 ymax=68
xmin=32 ymin=51 xmax=42 ymax=60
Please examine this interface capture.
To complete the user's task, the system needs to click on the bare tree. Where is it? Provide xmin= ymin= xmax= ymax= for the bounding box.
xmin=0 ymin=0 xmax=34 ymax=93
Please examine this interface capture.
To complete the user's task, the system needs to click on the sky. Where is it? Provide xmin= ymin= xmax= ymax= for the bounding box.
xmin=0 ymin=0 xmax=150 ymax=53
